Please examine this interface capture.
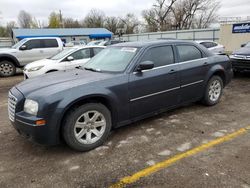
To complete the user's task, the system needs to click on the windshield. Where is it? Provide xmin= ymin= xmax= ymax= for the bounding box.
xmin=84 ymin=47 xmax=138 ymax=72
xmin=245 ymin=42 xmax=250 ymax=47
xmin=12 ymin=39 xmax=28 ymax=49
xmin=49 ymin=48 xmax=77 ymax=60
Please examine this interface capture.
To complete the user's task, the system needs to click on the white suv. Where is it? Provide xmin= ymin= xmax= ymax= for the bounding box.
xmin=23 ymin=46 xmax=105 ymax=79
xmin=0 ymin=37 xmax=64 ymax=77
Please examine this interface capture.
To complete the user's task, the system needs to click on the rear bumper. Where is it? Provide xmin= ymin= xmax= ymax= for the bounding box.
xmin=231 ymin=58 xmax=250 ymax=70
xmin=11 ymin=112 xmax=60 ymax=145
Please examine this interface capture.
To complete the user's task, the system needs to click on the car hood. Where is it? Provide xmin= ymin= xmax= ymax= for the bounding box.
xmin=25 ymin=59 xmax=57 ymax=69
xmin=15 ymin=69 xmax=114 ymax=96
xmin=233 ymin=47 xmax=250 ymax=56
xmin=0 ymin=48 xmax=17 ymax=53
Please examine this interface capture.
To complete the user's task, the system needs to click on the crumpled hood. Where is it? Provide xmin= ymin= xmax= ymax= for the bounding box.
xmin=15 ymin=69 xmax=114 ymax=96
xmin=233 ymin=47 xmax=250 ymax=56
xmin=24 ymin=59 xmax=56 ymax=70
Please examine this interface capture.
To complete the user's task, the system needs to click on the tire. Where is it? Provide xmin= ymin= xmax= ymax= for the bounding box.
xmin=0 ymin=60 xmax=16 ymax=77
xmin=63 ymin=103 xmax=112 ymax=152
xmin=202 ymin=76 xmax=223 ymax=106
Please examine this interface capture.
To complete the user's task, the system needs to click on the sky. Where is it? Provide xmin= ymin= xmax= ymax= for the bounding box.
xmin=0 ymin=0 xmax=250 ymax=26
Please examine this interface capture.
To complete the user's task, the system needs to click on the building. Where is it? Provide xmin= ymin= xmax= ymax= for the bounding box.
xmin=12 ymin=28 xmax=113 ymax=43
xmin=219 ymin=22 xmax=250 ymax=52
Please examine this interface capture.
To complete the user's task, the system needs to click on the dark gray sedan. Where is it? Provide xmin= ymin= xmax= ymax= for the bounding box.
xmin=9 ymin=40 xmax=233 ymax=151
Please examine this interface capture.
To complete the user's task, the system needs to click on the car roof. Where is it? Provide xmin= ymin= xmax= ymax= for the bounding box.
xmin=70 ymin=46 xmax=106 ymax=50
xmin=113 ymin=40 xmax=198 ymax=48
xmin=196 ymin=40 xmax=217 ymax=44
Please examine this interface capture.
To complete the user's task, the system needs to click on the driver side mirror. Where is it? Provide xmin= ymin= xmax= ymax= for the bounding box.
xmin=137 ymin=61 xmax=154 ymax=72
xmin=241 ymin=43 xmax=246 ymax=48
xmin=67 ymin=56 xmax=74 ymax=61
xmin=20 ymin=45 xmax=27 ymax=51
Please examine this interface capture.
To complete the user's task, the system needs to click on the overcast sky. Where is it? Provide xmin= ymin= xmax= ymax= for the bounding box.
xmin=0 ymin=0 xmax=250 ymax=26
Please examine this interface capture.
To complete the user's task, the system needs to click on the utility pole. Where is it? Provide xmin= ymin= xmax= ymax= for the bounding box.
xmin=59 ymin=10 xmax=64 ymax=28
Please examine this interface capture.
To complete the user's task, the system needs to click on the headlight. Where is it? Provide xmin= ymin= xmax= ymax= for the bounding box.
xmin=27 ymin=66 xmax=44 ymax=72
xmin=24 ymin=99 xmax=39 ymax=116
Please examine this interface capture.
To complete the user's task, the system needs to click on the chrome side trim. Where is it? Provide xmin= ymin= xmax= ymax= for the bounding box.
xmin=177 ymin=58 xmax=208 ymax=65
xmin=130 ymin=87 xmax=180 ymax=102
xmin=133 ymin=58 xmax=208 ymax=74
xmin=181 ymin=80 xmax=204 ymax=88
xmin=130 ymin=80 xmax=204 ymax=102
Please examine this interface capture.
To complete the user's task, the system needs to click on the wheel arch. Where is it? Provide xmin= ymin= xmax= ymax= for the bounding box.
xmin=206 ymin=65 xmax=226 ymax=87
xmin=58 ymin=94 xmax=117 ymax=137
xmin=0 ymin=54 xmax=21 ymax=67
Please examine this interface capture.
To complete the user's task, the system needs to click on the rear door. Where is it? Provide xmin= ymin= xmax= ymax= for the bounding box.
xmin=129 ymin=45 xmax=181 ymax=118
xmin=65 ymin=48 xmax=91 ymax=69
xmin=41 ymin=39 xmax=61 ymax=58
xmin=176 ymin=44 xmax=209 ymax=103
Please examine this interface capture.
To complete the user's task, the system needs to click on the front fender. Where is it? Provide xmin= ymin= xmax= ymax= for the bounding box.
xmin=0 ymin=54 xmax=21 ymax=67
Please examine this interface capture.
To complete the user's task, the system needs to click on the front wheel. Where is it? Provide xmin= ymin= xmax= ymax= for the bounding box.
xmin=63 ymin=103 xmax=112 ymax=152
xmin=0 ymin=61 xmax=16 ymax=77
xmin=202 ymin=76 xmax=223 ymax=106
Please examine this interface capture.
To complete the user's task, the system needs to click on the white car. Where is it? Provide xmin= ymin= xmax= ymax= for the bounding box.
xmin=0 ymin=37 xmax=64 ymax=77
xmin=23 ymin=46 xmax=105 ymax=79
xmin=87 ymin=40 xmax=103 ymax=46
xmin=65 ymin=41 xmax=86 ymax=47
xmin=196 ymin=41 xmax=225 ymax=54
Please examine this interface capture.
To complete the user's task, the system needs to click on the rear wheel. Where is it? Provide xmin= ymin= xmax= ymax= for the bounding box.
xmin=202 ymin=76 xmax=223 ymax=106
xmin=63 ymin=103 xmax=112 ymax=152
xmin=0 ymin=60 xmax=16 ymax=77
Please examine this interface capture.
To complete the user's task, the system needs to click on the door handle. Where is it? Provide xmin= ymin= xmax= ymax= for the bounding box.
xmin=169 ymin=69 xmax=176 ymax=74
xmin=203 ymin=62 xmax=208 ymax=66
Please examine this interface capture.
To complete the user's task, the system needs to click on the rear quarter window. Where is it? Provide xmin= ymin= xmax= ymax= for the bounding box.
xmin=177 ymin=45 xmax=202 ymax=62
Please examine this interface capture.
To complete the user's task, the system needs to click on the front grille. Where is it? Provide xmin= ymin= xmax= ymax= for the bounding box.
xmin=8 ymin=92 xmax=17 ymax=122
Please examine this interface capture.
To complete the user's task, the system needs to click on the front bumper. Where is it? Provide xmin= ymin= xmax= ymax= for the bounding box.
xmin=23 ymin=69 xmax=45 ymax=79
xmin=9 ymin=87 xmax=60 ymax=145
xmin=230 ymin=58 xmax=250 ymax=70
xmin=11 ymin=112 xmax=60 ymax=145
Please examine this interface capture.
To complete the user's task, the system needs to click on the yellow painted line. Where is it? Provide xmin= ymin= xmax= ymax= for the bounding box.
xmin=110 ymin=125 xmax=250 ymax=188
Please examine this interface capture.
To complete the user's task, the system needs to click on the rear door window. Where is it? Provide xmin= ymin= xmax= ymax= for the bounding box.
xmin=176 ymin=45 xmax=202 ymax=62
xmin=42 ymin=39 xmax=59 ymax=48
xmin=140 ymin=46 xmax=174 ymax=68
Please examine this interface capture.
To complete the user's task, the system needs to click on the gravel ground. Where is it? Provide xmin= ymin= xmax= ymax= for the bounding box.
xmin=0 ymin=73 xmax=249 ymax=188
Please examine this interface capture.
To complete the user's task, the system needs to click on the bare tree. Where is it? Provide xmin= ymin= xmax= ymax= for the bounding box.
xmin=142 ymin=0 xmax=178 ymax=32
xmin=6 ymin=21 xmax=17 ymax=37
xmin=172 ymin=0 xmax=220 ymax=29
xmin=143 ymin=0 xmax=220 ymax=31
xmin=193 ymin=0 xmax=220 ymax=28
xmin=64 ymin=18 xmax=81 ymax=28
xmin=18 ymin=10 xmax=33 ymax=28
xmin=120 ymin=13 xmax=140 ymax=34
xmin=83 ymin=9 xmax=106 ymax=28
xmin=104 ymin=16 xmax=121 ymax=34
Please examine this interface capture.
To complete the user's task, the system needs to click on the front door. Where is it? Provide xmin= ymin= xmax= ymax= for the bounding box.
xmin=16 ymin=39 xmax=44 ymax=65
xmin=129 ymin=45 xmax=180 ymax=119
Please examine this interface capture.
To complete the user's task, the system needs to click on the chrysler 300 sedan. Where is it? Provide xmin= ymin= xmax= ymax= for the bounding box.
xmin=8 ymin=40 xmax=233 ymax=151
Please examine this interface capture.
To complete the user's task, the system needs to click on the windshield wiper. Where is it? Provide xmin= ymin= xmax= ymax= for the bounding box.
xmin=84 ymin=67 xmax=101 ymax=72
